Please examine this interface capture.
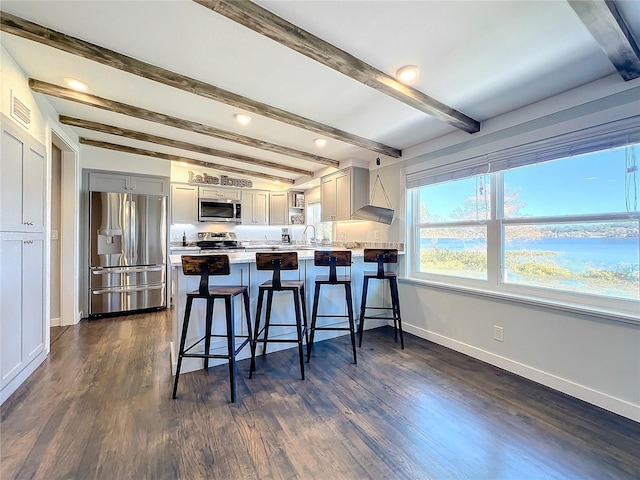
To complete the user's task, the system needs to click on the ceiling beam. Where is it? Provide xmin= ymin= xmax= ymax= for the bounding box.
xmin=79 ymin=137 xmax=296 ymax=184
xmin=568 ymin=0 xmax=640 ymax=81
xmin=60 ymin=115 xmax=314 ymax=177
xmin=194 ymin=0 xmax=480 ymax=134
xmin=30 ymin=79 xmax=339 ymax=168
xmin=1 ymin=11 xmax=401 ymax=158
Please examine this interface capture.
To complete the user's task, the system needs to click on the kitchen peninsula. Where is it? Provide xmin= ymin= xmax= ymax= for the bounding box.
xmin=168 ymin=246 xmax=403 ymax=374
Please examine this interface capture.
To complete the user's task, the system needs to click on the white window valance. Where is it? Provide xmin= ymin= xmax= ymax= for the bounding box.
xmin=406 ymin=115 xmax=640 ymax=189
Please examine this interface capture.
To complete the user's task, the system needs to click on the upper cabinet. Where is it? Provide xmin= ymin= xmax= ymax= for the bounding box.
xmin=1 ymin=119 xmax=46 ymax=233
xmin=89 ymin=172 xmax=168 ymax=195
xmin=199 ymin=186 xmax=241 ymax=201
xmin=288 ymin=190 xmax=305 ymax=225
xmin=269 ymin=191 xmax=288 ymax=225
xmin=321 ymin=167 xmax=369 ymax=222
xmin=242 ymin=189 xmax=270 ymax=225
xmin=171 ymin=184 xmax=198 ymax=224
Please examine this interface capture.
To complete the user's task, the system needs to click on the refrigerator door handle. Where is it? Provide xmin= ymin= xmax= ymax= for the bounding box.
xmin=122 ymin=196 xmax=130 ymax=264
xmin=130 ymin=199 xmax=137 ymax=264
xmin=92 ymin=284 xmax=164 ymax=295
xmin=90 ymin=266 xmax=164 ymax=275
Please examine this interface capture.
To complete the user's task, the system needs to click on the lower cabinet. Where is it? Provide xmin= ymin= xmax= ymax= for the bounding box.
xmin=0 ymin=233 xmax=46 ymax=393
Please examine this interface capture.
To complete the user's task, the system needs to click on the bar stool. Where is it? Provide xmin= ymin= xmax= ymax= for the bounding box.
xmin=250 ymin=252 xmax=308 ymax=380
xmin=358 ymin=248 xmax=404 ymax=349
xmin=307 ymin=250 xmax=357 ymax=364
xmin=172 ymin=255 xmax=252 ymax=403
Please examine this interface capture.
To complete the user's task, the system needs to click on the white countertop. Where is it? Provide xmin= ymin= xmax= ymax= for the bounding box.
xmin=169 ymin=248 xmax=405 ymax=267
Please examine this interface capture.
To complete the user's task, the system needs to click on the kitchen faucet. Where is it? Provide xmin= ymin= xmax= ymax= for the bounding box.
xmin=302 ymin=224 xmax=316 ymax=245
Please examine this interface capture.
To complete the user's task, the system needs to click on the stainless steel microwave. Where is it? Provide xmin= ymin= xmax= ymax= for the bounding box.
xmin=198 ymin=198 xmax=242 ymax=223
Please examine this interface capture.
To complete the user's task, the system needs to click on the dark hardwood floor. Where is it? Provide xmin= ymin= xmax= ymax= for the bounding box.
xmin=49 ymin=325 xmax=70 ymax=345
xmin=1 ymin=309 xmax=639 ymax=479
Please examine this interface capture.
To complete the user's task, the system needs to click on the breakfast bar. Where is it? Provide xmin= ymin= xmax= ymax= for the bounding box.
xmin=168 ymin=247 xmax=401 ymax=374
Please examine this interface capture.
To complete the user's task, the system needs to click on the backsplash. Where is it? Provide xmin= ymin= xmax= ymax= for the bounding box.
xmin=170 ymin=222 xmax=401 ymax=247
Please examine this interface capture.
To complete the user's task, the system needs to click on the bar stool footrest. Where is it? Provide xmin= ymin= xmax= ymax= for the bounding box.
xmin=182 ymin=353 xmax=233 ymax=360
xmin=254 ymin=338 xmax=304 ymax=343
xmin=312 ymin=327 xmax=353 ymax=331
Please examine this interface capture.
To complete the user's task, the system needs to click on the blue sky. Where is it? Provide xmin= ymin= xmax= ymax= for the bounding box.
xmin=422 ymin=144 xmax=638 ymax=219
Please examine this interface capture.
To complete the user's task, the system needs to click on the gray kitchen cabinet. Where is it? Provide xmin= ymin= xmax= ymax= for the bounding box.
xmin=321 ymin=167 xmax=369 ymax=222
xmin=0 ymin=233 xmax=46 ymax=393
xmin=242 ymin=189 xmax=270 ymax=225
xmin=89 ymin=171 xmax=168 ymax=195
xmin=199 ymin=186 xmax=242 ymax=201
xmin=0 ymin=116 xmax=46 ymax=233
xmin=0 ymin=115 xmax=47 ymax=405
xmin=171 ymin=184 xmax=198 ymax=224
xmin=269 ymin=191 xmax=288 ymax=225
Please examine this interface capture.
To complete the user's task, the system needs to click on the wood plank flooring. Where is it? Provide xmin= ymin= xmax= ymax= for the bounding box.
xmin=2 ymin=309 xmax=639 ymax=479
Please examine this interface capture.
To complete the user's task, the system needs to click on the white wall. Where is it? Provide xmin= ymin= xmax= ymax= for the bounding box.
xmin=81 ymin=145 xmax=171 ymax=177
xmin=1 ymin=47 xmax=47 ymax=141
xmin=382 ymin=75 xmax=640 ymax=421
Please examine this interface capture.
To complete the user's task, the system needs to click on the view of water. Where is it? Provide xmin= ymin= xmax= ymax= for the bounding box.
xmin=420 ymin=237 xmax=639 ymax=273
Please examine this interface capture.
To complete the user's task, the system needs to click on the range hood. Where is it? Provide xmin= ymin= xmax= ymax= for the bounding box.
xmin=351 ymin=158 xmax=395 ymax=225
xmin=351 ymin=204 xmax=394 ymax=224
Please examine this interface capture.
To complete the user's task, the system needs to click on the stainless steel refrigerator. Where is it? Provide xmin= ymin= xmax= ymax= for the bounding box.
xmin=89 ymin=191 xmax=167 ymax=317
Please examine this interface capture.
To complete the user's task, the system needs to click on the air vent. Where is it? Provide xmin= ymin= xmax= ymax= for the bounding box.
xmin=10 ymin=90 xmax=31 ymax=127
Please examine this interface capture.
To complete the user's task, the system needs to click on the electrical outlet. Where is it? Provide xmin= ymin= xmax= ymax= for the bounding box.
xmin=340 ymin=232 xmax=346 ymax=241
xmin=374 ymin=230 xmax=380 ymax=240
xmin=493 ymin=325 xmax=504 ymax=342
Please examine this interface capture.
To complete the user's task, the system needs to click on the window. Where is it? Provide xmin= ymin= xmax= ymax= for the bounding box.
xmin=418 ymin=176 xmax=489 ymax=280
xmin=501 ymin=148 xmax=638 ymax=300
xmin=306 ymin=203 xmax=332 ymax=243
xmin=408 ymin=135 xmax=640 ymax=317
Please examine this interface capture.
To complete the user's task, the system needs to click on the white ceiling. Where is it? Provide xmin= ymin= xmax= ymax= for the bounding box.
xmin=0 ymin=0 xmax=628 ymax=185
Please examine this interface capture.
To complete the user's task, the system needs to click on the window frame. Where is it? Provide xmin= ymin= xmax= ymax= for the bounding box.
xmin=407 ymin=153 xmax=640 ymax=320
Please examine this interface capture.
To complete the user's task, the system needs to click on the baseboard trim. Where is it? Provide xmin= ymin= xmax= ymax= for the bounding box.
xmin=0 ymin=351 xmax=47 ymax=406
xmin=50 ymin=317 xmax=61 ymax=327
xmin=402 ymin=323 xmax=640 ymax=422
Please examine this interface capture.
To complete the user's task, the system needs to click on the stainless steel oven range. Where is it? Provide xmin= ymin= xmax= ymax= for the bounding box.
xmin=196 ymin=232 xmax=245 ymax=252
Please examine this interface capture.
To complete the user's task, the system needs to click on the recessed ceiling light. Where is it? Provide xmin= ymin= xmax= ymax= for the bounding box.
xmin=234 ymin=113 xmax=251 ymax=125
xmin=395 ymin=65 xmax=420 ymax=85
xmin=314 ymin=138 xmax=327 ymax=148
xmin=64 ymin=77 xmax=88 ymax=91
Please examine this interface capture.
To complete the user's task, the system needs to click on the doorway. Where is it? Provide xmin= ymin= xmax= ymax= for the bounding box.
xmin=50 ymin=129 xmax=79 ymax=333
xmin=49 ymin=144 xmax=62 ymax=329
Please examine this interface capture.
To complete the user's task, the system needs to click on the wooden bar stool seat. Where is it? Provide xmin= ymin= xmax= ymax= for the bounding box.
xmin=307 ymin=250 xmax=357 ymax=364
xmin=250 ymin=252 xmax=308 ymax=380
xmin=358 ymin=249 xmax=404 ymax=349
xmin=172 ymin=255 xmax=252 ymax=403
